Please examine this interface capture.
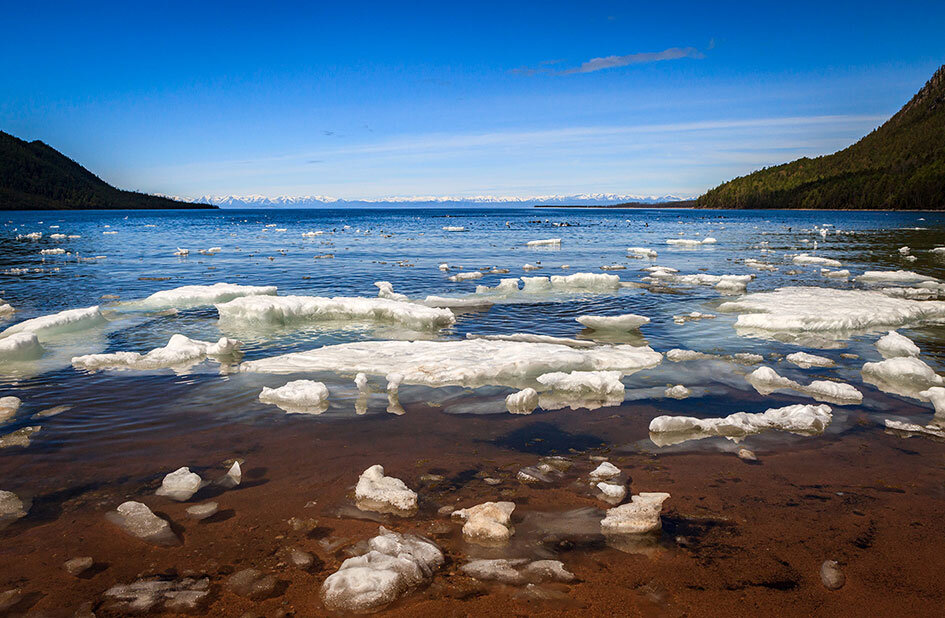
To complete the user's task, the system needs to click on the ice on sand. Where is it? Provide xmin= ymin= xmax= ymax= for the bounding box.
xmin=601 ymin=492 xmax=670 ymax=535
xmin=355 ymin=465 xmax=418 ymax=516
xmin=106 ymin=501 xmax=179 ymax=545
xmin=452 ymin=501 xmax=515 ymax=545
xmin=155 ymin=467 xmax=204 ymax=501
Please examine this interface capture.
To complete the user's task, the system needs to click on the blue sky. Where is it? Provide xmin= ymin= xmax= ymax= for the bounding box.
xmin=2 ymin=1 xmax=943 ymax=200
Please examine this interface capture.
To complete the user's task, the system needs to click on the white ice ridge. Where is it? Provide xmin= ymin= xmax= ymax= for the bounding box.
xmin=258 ymin=380 xmax=329 ymax=414
xmin=476 ymin=272 xmax=622 ymax=295
xmin=526 ymin=238 xmax=561 ymax=246
xmin=0 ymin=306 xmax=106 ymax=341
xmin=72 ymin=334 xmax=240 ymax=372
xmin=321 ymin=526 xmax=444 ymax=613
xmin=719 ymin=287 xmax=945 ymax=334
xmin=0 ymin=332 xmax=44 ymax=362
xmin=216 ymin=295 xmax=455 ymax=331
xmin=467 ymin=333 xmax=596 ymax=348
xmin=644 ymin=267 xmax=752 ymax=293
xmin=856 ymin=270 xmax=935 ymax=283
xmin=536 ymin=370 xmax=625 ymax=399
xmin=861 ymin=357 xmax=944 ymax=398
xmin=746 ymin=366 xmax=862 ymax=405
xmin=576 ymin=314 xmax=650 ymax=331
xmin=876 ymin=330 xmax=920 ymax=359
xmin=240 ymin=339 xmax=662 ymax=390
xmin=884 ymin=419 xmax=945 ymax=440
xmin=666 ymin=237 xmax=717 ymax=246
xmin=355 ymin=465 xmax=418 ymax=515
xmin=792 ymin=254 xmax=842 ymax=267
xmin=135 ymin=283 xmax=278 ymax=309
xmin=786 ymin=352 xmax=836 ymax=368
xmin=627 ymin=247 xmax=657 ymax=258
xmin=452 ymin=501 xmax=516 ymax=544
xmin=649 ymin=403 xmax=833 ymax=446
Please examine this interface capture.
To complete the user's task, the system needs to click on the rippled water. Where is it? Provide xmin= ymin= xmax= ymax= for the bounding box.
xmin=2 ymin=207 xmax=944 ymax=464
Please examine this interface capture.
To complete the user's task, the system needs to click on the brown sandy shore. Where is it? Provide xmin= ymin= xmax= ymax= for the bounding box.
xmin=1 ymin=397 xmax=944 ymax=617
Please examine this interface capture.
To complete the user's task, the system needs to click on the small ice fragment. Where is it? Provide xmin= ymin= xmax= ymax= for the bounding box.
xmin=355 ymin=464 xmax=418 ymax=515
xmin=876 ymin=330 xmax=920 ymax=359
xmin=588 ymin=462 xmax=620 ymax=481
xmin=792 ymin=254 xmax=842 ymax=268
xmin=576 ymin=314 xmax=649 ymax=331
xmin=856 ymin=270 xmax=931 ymax=283
xmin=374 ymin=281 xmax=409 ymax=302
xmin=185 ymin=502 xmax=219 ymax=520
xmin=259 ymin=380 xmax=329 ymax=414
xmin=442 ymin=226 xmax=465 ymax=232
xmin=448 ymin=271 xmax=483 ymax=282
xmin=786 ymin=352 xmax=836 ymax=368
xmin=0 ymin=426 xmax=40 ymax=448
xmin=63 ymin=556 xmax=94 ymax=576
xmin=627 ymin=247 xmax=657 ymax=258
xmin=355 ymin=372 xmax=369 ymax=392
xmin=597 ymin=481 xmax=627 ymax=504
xmin=452 ymin=501 xmax=515 ymax=545
xmin=526 ymin=238 xmax=561 ymax=247
xmin=737 ymin=448 xmax=757 ymax=461
xmin=506 ymin=388 xmax=539 ymax=415
xmin=601 ymin=492 xmax=670 ymax=535
xmin=0 ymin=490 xmax=29 ymax=530
xmin=664 ymin=384 xmax=691 ymax=399
xmin=0 ymin=397 xmax=21 ymax=423
xmin=522 ymin=263 xmax=541 ymax=271
xmin=155 ymin=467 xmax=203 ymax=501
xmin=106 ymin=501 xmax=179 ymax=545
xmin=820 ymin=560 xmax=845 ymax=590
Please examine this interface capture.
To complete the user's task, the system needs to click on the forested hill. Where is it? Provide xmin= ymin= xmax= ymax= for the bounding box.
xmin=0 ymin=131 xmax=214 ymax=210
xmin=698 ymin=65 xmax=945 ymax=210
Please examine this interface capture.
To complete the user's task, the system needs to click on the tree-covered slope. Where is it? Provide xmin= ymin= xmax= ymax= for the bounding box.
xmin=698 ymin=65 xmax=945 ymax=210
xmin=0 ymin=131 xmax=214 ymax=210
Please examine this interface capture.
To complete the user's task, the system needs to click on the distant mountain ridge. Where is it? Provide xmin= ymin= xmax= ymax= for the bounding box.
xmin=0 ymin=131 xmax=214 ymax=210
xmin=172 ymin=193 xmax=687 ymax=208
xmin=697 ymin=65 xmax=945 ymax=210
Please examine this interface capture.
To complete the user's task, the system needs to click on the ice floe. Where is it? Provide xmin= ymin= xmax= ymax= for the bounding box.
xmin=0 ymin=397 xmax=20 ymax=423
xmin=792 ymin=254 xmax=842 ymax=267
xmin=240 ymin=339 xmax=661 ymax=390
xmin=0 ymin=306 xmax=106 ymax=341
xmin=856 ymin=270 xmax=933 ymax=283
xmin=600 ymin=492 xmax=670 ymax=535
xmin=875 ymin=330 xmax=920 ymax=359
xmin=106 ymin=501 xmax=178 ymax=545
xmin=321 ymin=526 xmax=444 ymax=613
xmin=155 ymin=467 xmax=204 ymax=501
xmin=666 ymin=237 xmax=716 ymax=246
xmin=576 ymin=314 xmax=649 ymax=331
xmin=526 ymin=238 xmax=561 ymax=247
xmin=506 ymin=388 xmax=539 ymax=415
xmin=665 ymin=349 xmax=763 ymax=365
xmin=136 ymin=282 xmax=278 ymax=310
xmin=452 ymin=501 xmax=515 ymax=545
xmin=786 ymin=352 xmax=836 ymax=368
xmin=258 ymin=379 xmax=329 ymax=414
xmin=649 ymin=403 xmax=833 ymax=446
xmin=861 ymin=357 xmax=943 ymax=398
xmin=72 ymin=334 xmax=240 ymax=372
xmin=355 ymin=465 xmax=418 ymax=516
xmin=0 ymin=333 xmax=43 ymax=362
xmin=746 ymin=366 xmax=862 ymax=405
xmin=628 ymin=247 xmax=658 ymax=258
xmin=216 ymin=295 xmax=455 ymax=331
xmin=536 ymin=370 xmax=625 ymax=400
xmin=448 ymin=271 xmax=483 ymax=282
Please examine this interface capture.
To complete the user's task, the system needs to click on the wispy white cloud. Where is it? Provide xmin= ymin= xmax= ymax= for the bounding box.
xmin=513 ymin=46 xmax=705 ymax=76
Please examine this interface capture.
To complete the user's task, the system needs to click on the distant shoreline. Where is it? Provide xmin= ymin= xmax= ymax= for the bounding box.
xmin=535 ymin=200 xmax=697 ymax=209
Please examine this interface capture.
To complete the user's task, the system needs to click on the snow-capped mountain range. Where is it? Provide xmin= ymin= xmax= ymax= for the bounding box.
xmin=164 ymin=193 xmax=689 ymax=208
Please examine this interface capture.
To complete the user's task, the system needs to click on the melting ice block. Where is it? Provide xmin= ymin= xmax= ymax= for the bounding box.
xmin=526 ymin=238 xmax=561 ymax=247
xmin=792 ymin=254 xmax=842 ymax=268
xmin=106 ymin=501 xmax=178 ymax=545
xmin=0 ymin=397 xmax=21 ymax=423
xmin=649 ymin=404 xmax=833 ymax=446
xmin=536 ymin=370 xmax=625 ymax=399
xmin=321 ymin=526 xmax=444 ymax=613
xmin=576 ymin=314 xmax=650 ymax=331
xmin=876 ymin=330 xmax=921 ymax=359
xmin=601 ymin=492 xmax=670 ymax=535
xmin=0 ymin=490 xmax=29 ymax=530
xmin=155 ymin=467 xmax=203 ymax=501
xmin=0 ymin=332 xmax=44 ymax=362
xmin=259 ymin=380 xmax=329 ymax=414
xmin=0 ymin=306 xmax=105 ymax=341
xmin=786 ymin=352 xmax=836 ymax=368
xmin=216 ymin=295 xmax=455 ymax=331
xmin=72 ymin=334 xmax=240 ymax=372
xmin=861 ymin=357 xmax=944 ymax=398
xmin=719 ymin=287 xmax=945 ymax=338
xmin=664 ymin=384 xmax=692 ymax=399
xmin=136 ymin=282 xmax=277 ymax=309
xmin=746 ymin=366 xmax=862 ymax=405
xmin=506 ymin=388 xmax=538 ymax=415
xmin=452 ymin=501 xmax=515 ymax=545
xmin=588 ymin=461 xmax=620 ymax=481
xmin=240 ymin=339 xmax=661 ymax=390
xmin=355 ymin=465 xmax=418 ymax=515
xmin=856 ymin=270 xmax=933 ymax=283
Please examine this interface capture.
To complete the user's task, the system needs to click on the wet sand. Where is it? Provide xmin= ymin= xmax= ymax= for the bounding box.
xmin=2 ymin=395 xmax=944 ymax=617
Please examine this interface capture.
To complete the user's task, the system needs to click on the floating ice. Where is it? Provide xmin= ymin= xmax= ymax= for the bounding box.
xmin=0 ymin=306 xmax=105 ymax=341
xmin=665 ymin=384 xmax=691 ymax=399
xmin=156 ymin=467 xmax=203 ymax=501
xmin=0 ymin=302 xmax=13 ymax=318
xmin=601 ymin=492 xmax=670 ymax=535
xmin=217 ymin=295 xmax=455 ymax=331
xmin=920 ymin=387 xmax=945 ymax=415
xmin=0 ymin=490 xmax=29 ymax=530
xmin=861 ymin=357 xmax=943 ymax=398
xmin=597 ymin=481 xmax=627 ymax=504
xmin=321 ymin=526 xmax=444 ymax=613
xmin=649 ymin=403 xmax=833 ymax=446
xmin=719 ymin=287 xmax=945 ymax=339
xmin=0 ymin=332 xmax=43 ymax=362
xmin=448 ymin=271 xmax=483 ymax=282
xmin=876 ymin=330 xmax=920 ymax=359
xmin=793 ymin=254 xmax=842 ymax=267
xmin=666 ymin=349 xmax=763 ymax=365
xmin=506 ymin=388 xmax=539 ymax=415
xmin=666 ymin=237 xmax=716 ymax=246
xmin=136 ymin=282 xmax=278 ymax=310
xmin=0 ymin=426 xmax=40 ymax=448
xmin=102 ymin=576 xmax=210 ymax=612
xmin=673 ymin=312 xmax=716 ymax=325
xmin=373 ymin=281 xmax=409 ymax=302
xmin=536 ymin=370 xmax=625 ymax=400
xmin=106 ymin=501 xmax=178 ymax=545
xmin=467 ymin=333 xmax=596 ymax=348
xmin=856 ymin=270 xmax=933 ymax=283
xmin=884 ymin=419 xmax=945 ymax=440
xmin=576 ymin=314 xmax=649 ymax=331
xmin=588 ymin=461 xmax=620 ymax=481
xmin=461 ymin=559 xmax=574 ymax=585
xmin=241 ymin=339 xmax=661 ymax=390
xmin=452 ymin=501 xmax=515 ymax=545
xmin=526 ymin=238 xmax=561 ymax=247
xmin=355 ymin=465 xmax=418 ymax=515
xmin=218 ymin=461 xmax=242 ymax=488
xmin=821 ymin=268 xmax=850 ymax=279
xmin=259 ymin=380 xmax=329 ymax=414
xmin=442 ymin=226 xmax=465 ymax=232
xmin=746 ymin=366 xmax=862 ymax=405
xmin=72 ymin=334 xmax=240 ymax=372
xmin=40 ymin=248 xmax=66 ymax=255
xmin=0 ymin=397 xmax=20 ymax=423
xmin=627 ymin=247 xmax=657 ymax=258
xmin=786 ymin=352 xmax=836 ymax=368
xmin=522 ymin=263 xmax=541 ymax=271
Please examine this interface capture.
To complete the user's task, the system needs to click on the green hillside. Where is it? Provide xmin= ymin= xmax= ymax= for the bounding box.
xmin=698 ymin=65 xmax=945 ymax=210
xmin=0 ymin=131 xmax=213 ymax=210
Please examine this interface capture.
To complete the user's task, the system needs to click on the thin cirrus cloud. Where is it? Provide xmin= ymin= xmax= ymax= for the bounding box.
xmin=513 ymin=46 xmax=705 ymax=76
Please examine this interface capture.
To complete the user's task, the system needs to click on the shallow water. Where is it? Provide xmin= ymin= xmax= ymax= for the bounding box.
xmin=1 ymin=207 xmax=945 ymax=616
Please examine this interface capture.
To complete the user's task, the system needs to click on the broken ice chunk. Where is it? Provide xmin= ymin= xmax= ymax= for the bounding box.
xmin=506 ymin=388 xmax=539 ymax=415
xmin=876 ymin=330 xmax=921 ymax=359
xmin=0 ymin=332 xmax=44 ymax=362
xmin=0 ymin=490 xmax=29 ymax=530
xmin=785 ymin=351 xmax=836 ymax=368
xmin=106 ymin=501 xmax=179 ymax=545
xmin=597 ymin=481 xmax=627 ymax=505
xmin=600 ymin=492 xmax=670 ymax=535
xmin=0 ymin=306 xmax=105 ymax=341
xmin=746 ymin=366 xmax=862 ymax=405
xmin=185 ymin=502 xmax=219 ymax=520
xmin=217 ymin=461 xmax=242 ymax=488
xmin=72 ymin=334 xmax=241 ymax=372
xmin=0 ymin=426 xmax=40 ymax=448
xmin=649 ymin=404 xmax=833 ymax=447
xmin=136 ymin=282 xmax=277 ymax=310
xmin=452 ymin=501 xmax=515 ymax=545
xmin=155 ymin=467 xmax=203 ymax=501
xmin=576 ymin=314 xmax=649 ymax=331
xmin=0 ymin=397 xmax=21 ymax=423
xmin=355 ymin=465 xmax=418 ymax=516
xmin=664 ymin=384 xmax=691 ymax=399
xmin=259 ymin=380 xmax=329 ymax=414
xmin=862 ymin=356 xmax=944 ymax=398
xmin=588 ymin=461 xmax=620 ymax=481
